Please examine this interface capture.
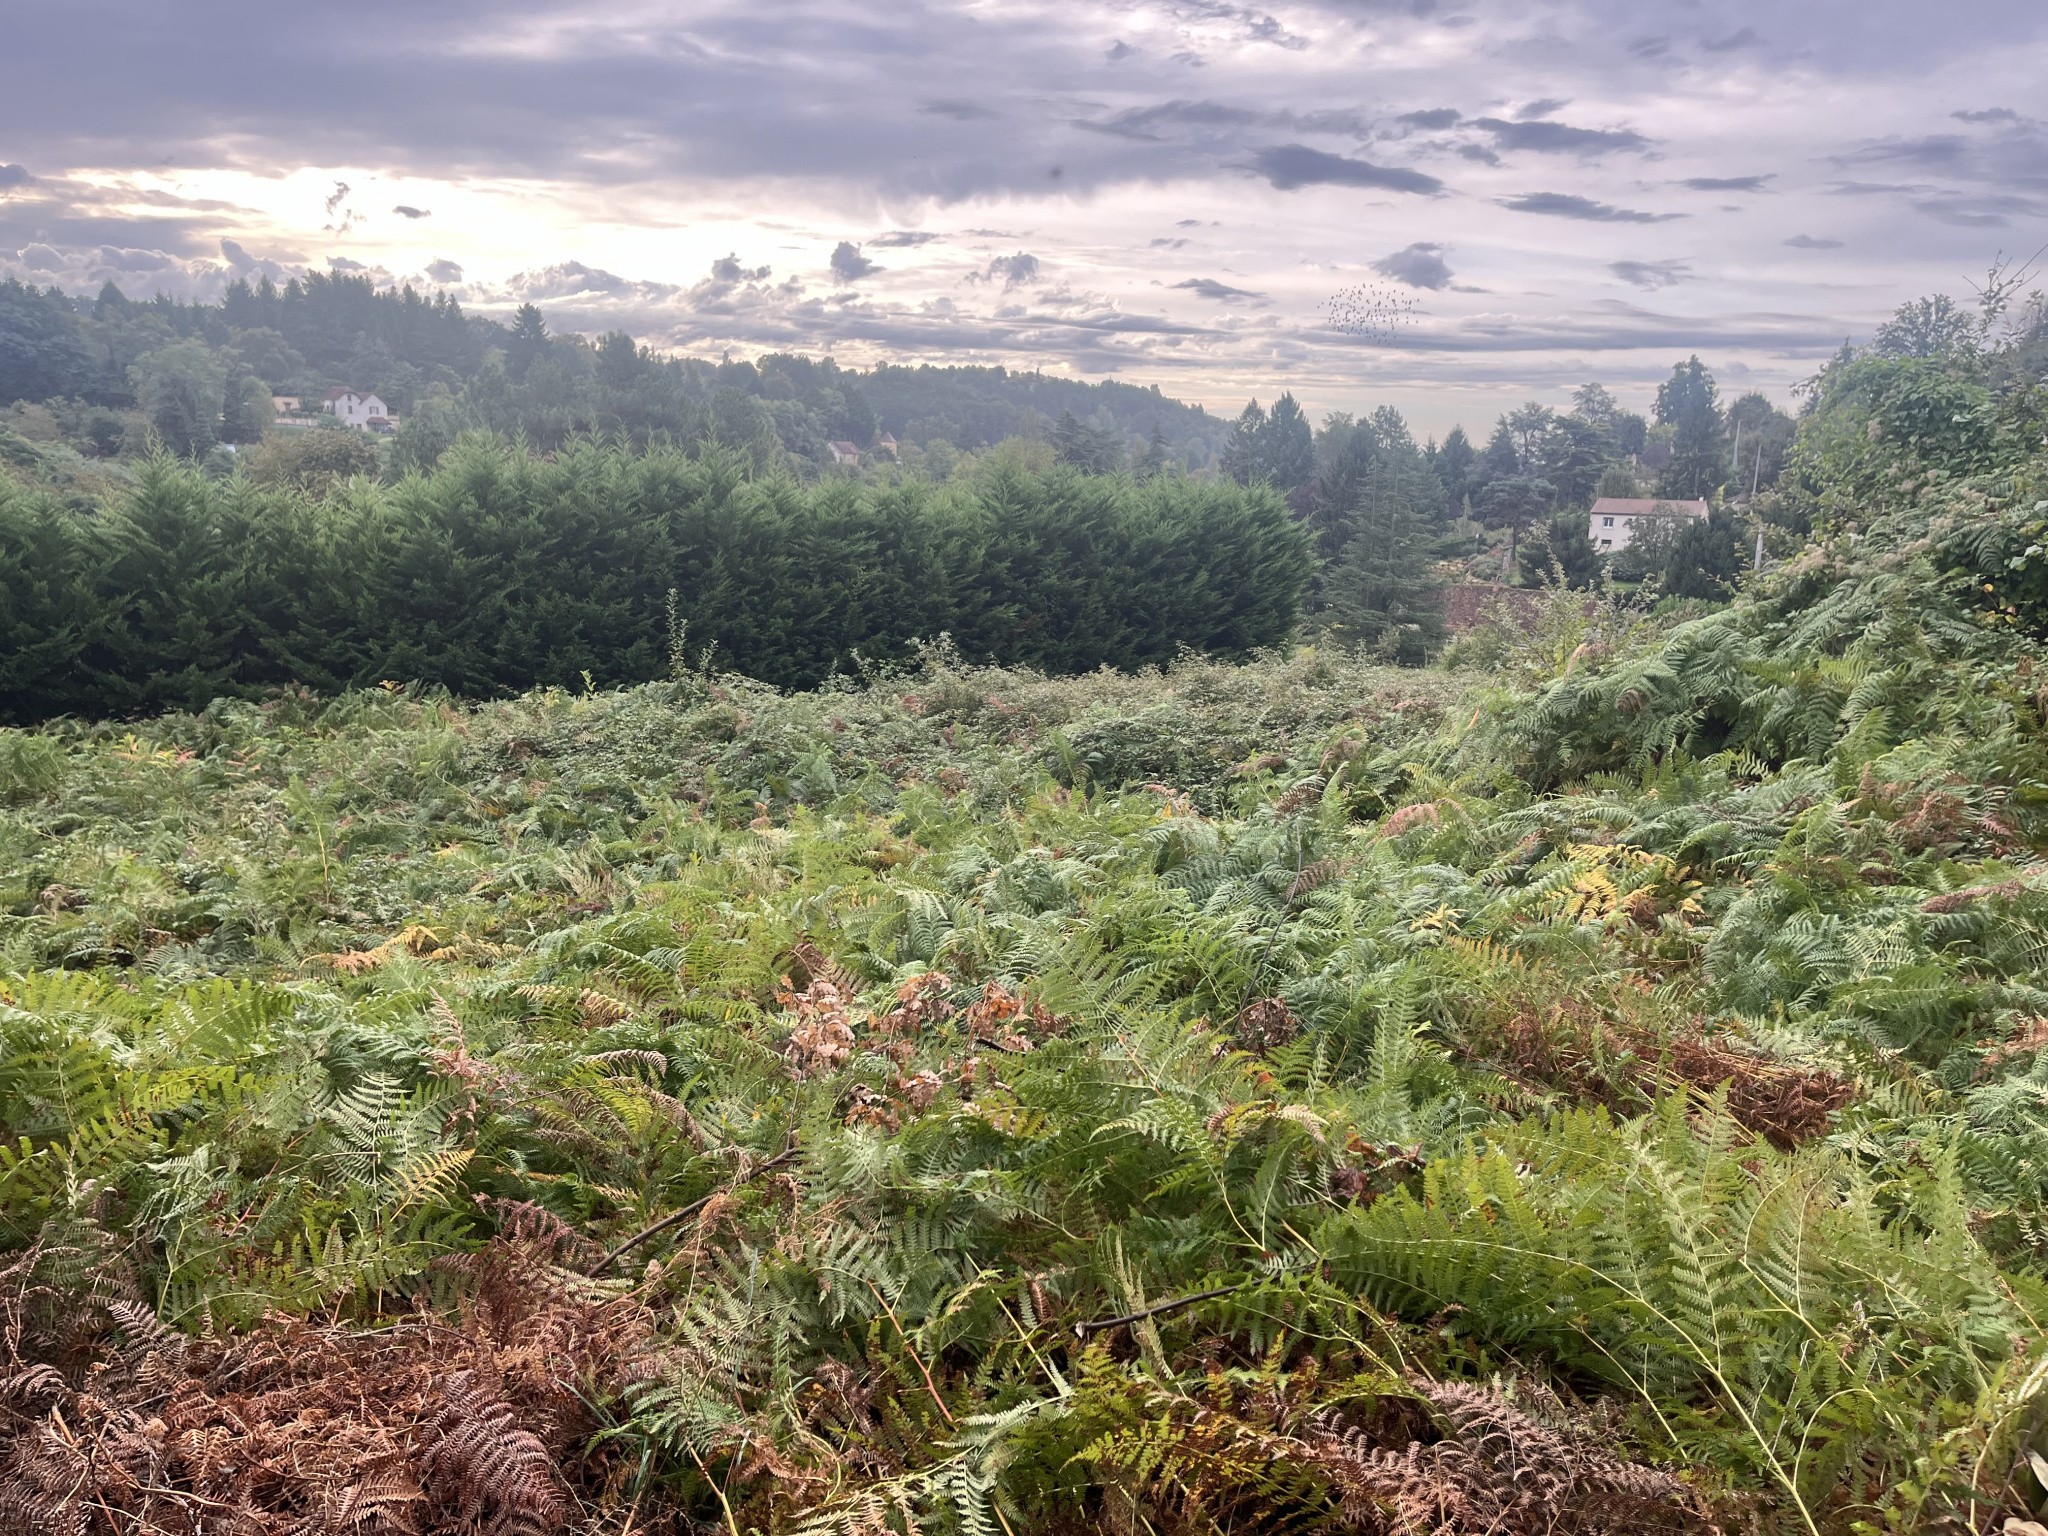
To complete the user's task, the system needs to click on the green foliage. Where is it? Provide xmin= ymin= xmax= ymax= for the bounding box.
xmin=8 ymin=289 xmax=2048 ymax=1535
xmin=0 ymin=438 xmax=1313 ymax=722
xmin=1221 ymin=394 xmax=1315 ymax=490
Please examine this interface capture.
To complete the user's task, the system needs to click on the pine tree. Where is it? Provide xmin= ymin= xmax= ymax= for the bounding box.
xmin=1132 ymin=424 xmax=1172 ymax=480
xmin=1260 ymin=393 xmax=1315 ymax=490
xmin=1221 ymin=400 xmax=1268 ymax=484
xmin=1315 ymin=418 xmax=1445 ymax=663
xmin=1052 ymin=409 xmax=1121 ymax=473
xmin=506 ymin=303 xmax=550 ymax=382
xmin=1662 ymin=506 xmax=1744 ymax=598
xmin=1431 ymin=425 xmax=1476 ymax=512
xmin=1655 ymin=356 xmax=1724 ymax=499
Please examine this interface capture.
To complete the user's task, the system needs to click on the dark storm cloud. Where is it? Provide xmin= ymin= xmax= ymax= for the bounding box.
xmin=1172 ymin=277 xmax=1267 ymax=302
xmin=1372 ymin=241 xmax=1452 ymax=289
xmin=1500 ymin=192 xmax=1681 ymax=223
xmin=1251 ymin=145 xmax=1442 ymax=194
xmin=1472 ymin=118 xmax=1651 ymax=156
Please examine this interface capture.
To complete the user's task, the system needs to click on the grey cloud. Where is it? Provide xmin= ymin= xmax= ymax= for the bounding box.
xmin=1079 ymin=99 xmax=1260 ymax=141
xmin=1372 ymin=300 xmax=1847 ymax=357
xmin=920 ymin=100 xmax=995 ymax=120
xmin=869 ymin=230 xmax=940 ymax=247
xmin=1912 ymin=192 xmax=2042 ymax=226
xmin=1501 ymin=192 xmax=1681 ymax=223
xmin=1252 ymin=145 xmax=1443 ymax=194
xmin=981 ymin=252 xmax=1040 ymax=290
xmin=1106 ymin=40 xmax=1133 ymax=61
xmin=1397 ymin=108 xmax=1460 ymax=129
xmin=1702 ymin=27 xmax=1761 ymax=51
xmin=1684 ymin=175 xmax=1771 ymax=191
xmin=0 ymin=165 xmax=31 ymax=189
xmin=392 ymin=204 xmax=430 ymax=219
xmin=1472 ymin=118 xmax=1651 ymax=156
xmin=507 ymin=259 xmax=680 ymax=302
xmin=1848 ymin=134 xmax=1973 ymax=170
xmin=426 ymin=258 xmax=463 ymax=282
xmin=18 ymin=243 xmax=62 ymax=270
xmin=1172 ymin=277 xmax=1266 ymax=302
xmin=1610 ymin=259 xmax=1691 ymax=289
xmin=1954 ymin=108 xmax=2018 ymax=123
xmin=1783 ymin=235 xmax=1843 ymax=249
xmin=1372 ymin=241 xmax=1452 ymax=289
xmin=1150 ymin=237 xmax=1189 ymax=248
xmin=328 ymin=257 xmax=368 ymax=271
xmin=711 ymin=253 xmax=771 ymax=281
xmin=1516 ymin=98 xmax=1569 ymax=120
xmin=92 ymin=245 xmax=184 ymax=274
xmin=220 ymin=236 xmax=255 ymax=268
xmin=1456 ymin=144 xmax=1502 ymax=165
xmin=830 ymin=242 xmax=877 ymax=282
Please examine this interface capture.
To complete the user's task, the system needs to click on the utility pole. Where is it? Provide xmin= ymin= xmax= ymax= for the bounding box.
xmin=1750 ymin=443 xmax=1766 ymax=570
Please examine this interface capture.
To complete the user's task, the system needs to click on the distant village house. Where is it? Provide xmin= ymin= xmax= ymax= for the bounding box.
xmin=270 ymin=395 xmax=302 ymax=416
xmin=322 ymin=387 xmax=399 ymax=433
xmin=873 ymin=433 xmax=899 ymax=457
xmin=1588 ymin=496 xmax=1708 ymax=553
xmin=828 ymin=441 xmax=862 ymax=466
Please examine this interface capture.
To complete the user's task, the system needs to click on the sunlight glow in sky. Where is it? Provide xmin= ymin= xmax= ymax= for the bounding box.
xmin=4 ymin=0 xmax=2045 ymax=431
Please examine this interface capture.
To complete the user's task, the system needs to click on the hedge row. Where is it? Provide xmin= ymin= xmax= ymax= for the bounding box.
xmin=0 ymin=438 xmax=1313 ymax=722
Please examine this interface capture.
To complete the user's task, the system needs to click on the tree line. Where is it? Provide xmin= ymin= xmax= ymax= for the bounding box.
xmin=0 ymin=435 xmax=1311 ymax=724
xmin=0 ymin=275 xmax=1227 ymax=477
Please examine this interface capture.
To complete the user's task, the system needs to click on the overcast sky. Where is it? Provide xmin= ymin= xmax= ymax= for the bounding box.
xmin=4 ymin=0 xmax=2044 ymax=432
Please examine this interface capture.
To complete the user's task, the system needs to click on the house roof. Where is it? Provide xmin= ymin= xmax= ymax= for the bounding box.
xmin=829 ymin=441 xmax=862 ymax=455
xmin=1589 ymin=497 xmax=1708 ymax=518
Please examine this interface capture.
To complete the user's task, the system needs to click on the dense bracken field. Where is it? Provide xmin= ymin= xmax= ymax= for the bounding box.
xmin=6 ymin=322 xmax=2048 ymax=1534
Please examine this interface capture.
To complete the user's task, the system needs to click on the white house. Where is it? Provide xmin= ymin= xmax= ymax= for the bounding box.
xmin=322 ymin=387 xmax=392 ymax=430
xmin=827 ymin=440 xmax=862 ymax=466
xmin=1588 ymin=497 xmax=1708 ymax=553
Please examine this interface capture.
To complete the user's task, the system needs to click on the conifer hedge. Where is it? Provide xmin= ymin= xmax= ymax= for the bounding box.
xmin=0 ymin=437 xmax=1313 ymax=722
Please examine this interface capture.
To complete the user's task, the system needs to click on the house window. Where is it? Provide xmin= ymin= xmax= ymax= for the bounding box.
xmin=1599 ymin=538 xmax=1613 ymax=548
xmin=1601 ymin=517 xmax=1614 ymax=527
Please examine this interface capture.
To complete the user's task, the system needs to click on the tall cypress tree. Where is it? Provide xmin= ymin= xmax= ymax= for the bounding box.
xmin=1656 ymin=356 xmax=1725 ymax=499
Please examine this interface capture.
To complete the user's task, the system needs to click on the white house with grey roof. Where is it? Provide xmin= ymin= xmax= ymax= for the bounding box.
xmin=1588 ymin=496 xmax=1708 ymax=553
